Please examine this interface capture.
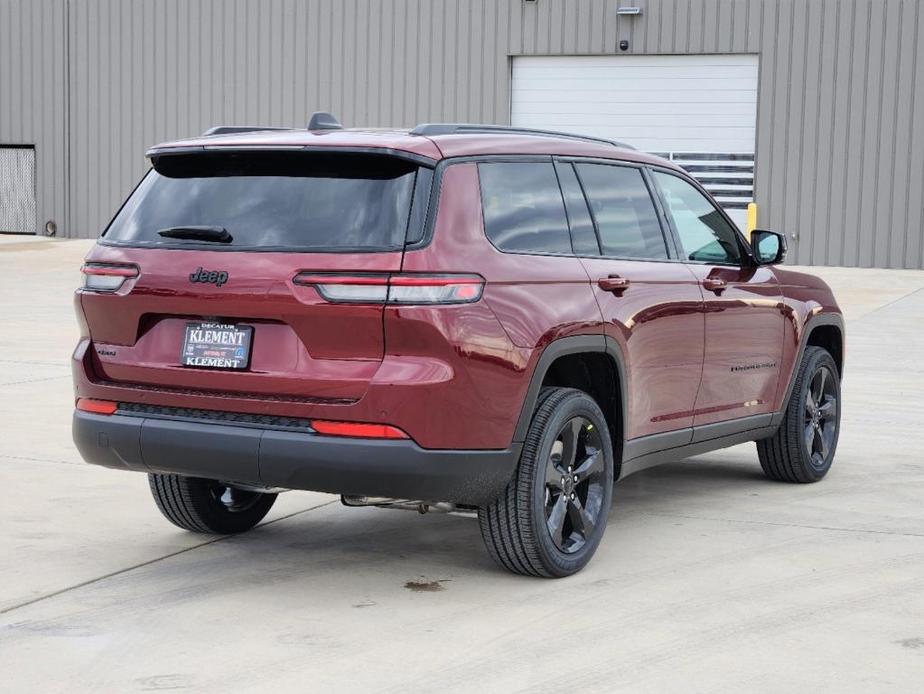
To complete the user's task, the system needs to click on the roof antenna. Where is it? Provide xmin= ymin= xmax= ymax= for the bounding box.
xmin=308 ymin=112 xmax=343 ymax=130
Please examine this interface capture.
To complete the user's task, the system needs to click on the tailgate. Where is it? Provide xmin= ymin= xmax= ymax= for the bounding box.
xmin=80 ymin=246 xmax=402 ymax=401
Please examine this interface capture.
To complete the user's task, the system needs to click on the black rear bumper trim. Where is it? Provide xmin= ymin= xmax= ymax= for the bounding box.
xmin=73 ymin=410 xmax=520 ymax=505
xmin=116 ymin=402 xmax=314 ymax=432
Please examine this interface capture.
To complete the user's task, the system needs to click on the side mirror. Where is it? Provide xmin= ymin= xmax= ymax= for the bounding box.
xmin=750 ymin=229 xmax=787 ymax=265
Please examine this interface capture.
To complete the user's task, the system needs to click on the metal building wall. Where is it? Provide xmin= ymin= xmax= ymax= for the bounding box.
xmin=0 ymin=0 xmax=68 ymax=237
xmin=3 ymin=0 xmax=923 ymax=268
xmin=61 ymin=0 xmax=516 ymax=241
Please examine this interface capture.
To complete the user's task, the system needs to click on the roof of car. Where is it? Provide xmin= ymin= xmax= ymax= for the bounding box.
xmin=146 ymin=126 xmax=678 ymax=170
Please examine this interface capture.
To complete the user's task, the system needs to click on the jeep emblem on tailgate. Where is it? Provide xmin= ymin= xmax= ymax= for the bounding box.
xmin=189 ymin=267 xmax=229 ymax=287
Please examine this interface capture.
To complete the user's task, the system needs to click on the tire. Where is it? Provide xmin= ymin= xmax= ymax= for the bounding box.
xmin=148 ymin=473 xmax=277 ymax=534
xmin=757 ymin=346 xmax=841 ymax=483
xmin=478 ymin=387 xmax=615 ymax=577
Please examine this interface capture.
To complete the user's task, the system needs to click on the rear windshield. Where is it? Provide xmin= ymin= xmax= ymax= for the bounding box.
xmin=103 ymin=152 xmax=421 ymax=251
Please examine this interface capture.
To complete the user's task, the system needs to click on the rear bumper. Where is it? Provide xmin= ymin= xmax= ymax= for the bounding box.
xmin=73 ymin=410 xmax=520 ymax=505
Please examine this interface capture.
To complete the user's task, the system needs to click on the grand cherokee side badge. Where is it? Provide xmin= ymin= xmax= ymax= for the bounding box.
xmin=189 ymin=267 xmax=229 ymax=287
xmin=731 ymin=361 xmax=777 ymax=373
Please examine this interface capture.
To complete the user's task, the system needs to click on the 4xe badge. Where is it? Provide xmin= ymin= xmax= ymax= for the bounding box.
xmin=189 ymin=267 xmax=229 ymax=287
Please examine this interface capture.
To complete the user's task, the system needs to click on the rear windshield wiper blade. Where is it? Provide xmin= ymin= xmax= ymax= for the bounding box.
xmin=157 ymin=226 xmax=232 ymax=243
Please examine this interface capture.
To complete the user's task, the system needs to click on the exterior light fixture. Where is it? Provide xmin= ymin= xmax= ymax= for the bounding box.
xmin=617 ymin=5 xmax=642 ymax=51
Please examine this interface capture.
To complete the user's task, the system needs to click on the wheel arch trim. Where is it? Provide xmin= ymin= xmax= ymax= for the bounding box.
xmin=775 ymin=312 xmax=845 ymax=424
xmin=511 ymin=335 xmax=627 ymax=446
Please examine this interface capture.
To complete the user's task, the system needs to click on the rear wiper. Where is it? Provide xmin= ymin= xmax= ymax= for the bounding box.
xmin=157 ymin=226 xmax=232 ymax=243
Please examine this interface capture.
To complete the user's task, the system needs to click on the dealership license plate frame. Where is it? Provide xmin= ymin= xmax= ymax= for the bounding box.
xmin=181 ymin=321 xmax=254 ymax=370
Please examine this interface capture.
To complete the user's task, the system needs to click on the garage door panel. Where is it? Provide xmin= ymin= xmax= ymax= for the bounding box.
xmin=514 ymin=101 xmax=757 ymax=117
xmin=513 ymin=65 xmax=760 ymax=80
xmin=513 ymin=77 xmax=759 ymax=92
xmin=513 ymin=89 xmax=756 ymax=105
xmin=510 ymin=113 xmax=755 ymax=128
xmin=514 ymin=55 xmax=759 ymax=69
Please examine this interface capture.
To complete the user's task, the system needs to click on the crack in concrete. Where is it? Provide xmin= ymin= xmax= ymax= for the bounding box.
xmin=638 ymin=510 xmax=924 ymax=539
xmin=0 ymin=454 xmax=83 ymax=466
xmin=0 ymin=358 xmax=70 ymax=367
xmin=0 ymin=374 xmax=71 ymax=387
xmin=0 ymin=499 xmax=338 ymax=616
xmin=858 ymin=285 xmax=924 ymax=319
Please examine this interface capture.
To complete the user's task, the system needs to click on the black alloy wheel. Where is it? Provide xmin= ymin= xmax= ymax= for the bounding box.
xmin=803 ymin=364 xmax=838 ymax=470
xmin=757 ymin=346 xmax=841 ymax=483
xmin=479 ymin=387 xmax=615 ymax=577
xmin=543 ymin=417 xmax=607 ymax=554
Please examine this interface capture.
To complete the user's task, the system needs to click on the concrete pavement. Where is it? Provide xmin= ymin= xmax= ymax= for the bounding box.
xmin=1 ymin=237 xmax=922 ymax=692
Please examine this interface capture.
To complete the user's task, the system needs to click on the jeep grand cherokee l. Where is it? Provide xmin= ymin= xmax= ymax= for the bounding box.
xmin=72 ymin=114 xmax=844 ymax=577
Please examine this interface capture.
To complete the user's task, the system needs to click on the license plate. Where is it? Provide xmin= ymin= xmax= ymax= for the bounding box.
xmin=181 ymin=322 xmax=253 ymax=370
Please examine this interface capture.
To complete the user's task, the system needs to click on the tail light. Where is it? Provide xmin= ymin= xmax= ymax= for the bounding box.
xmin=388 ymin=275 xmax=484 ymax=303
xmin=294 ymin=273 xmax=390 ymax=303
xmin=293 ymin=273 xmax=484 ymax=305
xmin=76 ymin=398 xmax=118 ymax=415
xmin=311 ymin=420 xmax=409 ymax=439
xmin=81 ymin=263 xmax=139 ymax=292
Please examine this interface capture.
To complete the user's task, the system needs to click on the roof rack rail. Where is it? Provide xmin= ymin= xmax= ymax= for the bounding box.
xmin=202 ymin=112 xmax=343 ymax=136
xmin=408 ymin=123 xmax=636 ymax=150
xmin=201 ymin=125 xmax=293 ymax=136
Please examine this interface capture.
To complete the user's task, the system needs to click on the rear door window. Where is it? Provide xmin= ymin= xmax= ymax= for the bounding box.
xmin=574 ymin=163 xmax=668 ymax=260
xmin=103 ymin=152 xmax=420 ymax=251
xmin=477 ymin=162 xmax=572 ymax=254
xmin=555 ymin=162 xmax=599 ymax=255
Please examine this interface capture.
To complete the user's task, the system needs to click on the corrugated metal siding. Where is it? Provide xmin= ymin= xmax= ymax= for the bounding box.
xmin=3 ymin=0 xmax=922 ymax=267
xmin=61 ymin=0 xmax=514 ymax=239
xmin=0 ymin=0 xmax=68 ymax=237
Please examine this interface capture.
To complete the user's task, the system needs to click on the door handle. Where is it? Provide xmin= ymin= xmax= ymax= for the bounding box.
xmin=702 ymin=278 xmax=727 ymax=293
xmin=598 ymin=275 xmax=630 ymax=293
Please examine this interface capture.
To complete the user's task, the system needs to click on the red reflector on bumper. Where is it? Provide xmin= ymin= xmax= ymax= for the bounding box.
xmin=311 ymin=420 xmax=409 ymax=439
xmin=76 ymin=398 xmax=118 ymax=415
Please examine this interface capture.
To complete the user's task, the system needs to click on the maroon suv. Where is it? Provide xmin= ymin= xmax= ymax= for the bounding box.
xmin=72 ymin=115 xmax=844 ymax=577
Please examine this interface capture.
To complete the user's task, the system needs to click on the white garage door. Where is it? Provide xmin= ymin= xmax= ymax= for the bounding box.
xmin=511 ymin=54 xmax=758 ymax=229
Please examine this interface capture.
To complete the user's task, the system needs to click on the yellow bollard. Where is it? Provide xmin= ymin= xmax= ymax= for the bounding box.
xmin=746 ymin=202 xmax=758 ymax=240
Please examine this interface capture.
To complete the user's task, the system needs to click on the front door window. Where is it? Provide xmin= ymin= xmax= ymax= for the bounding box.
xmin=653 ymin=171 xmax=742 ymax=265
